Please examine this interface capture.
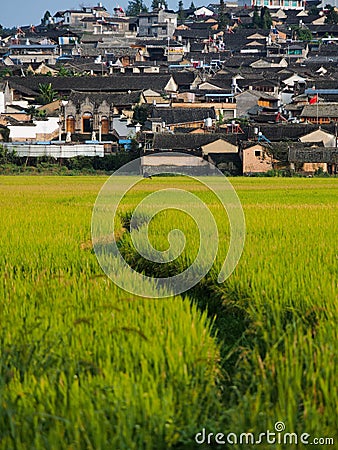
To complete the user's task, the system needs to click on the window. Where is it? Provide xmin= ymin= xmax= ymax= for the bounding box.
xmin=255 ymin=150 xmax=262 ymax=157
xmin=82 ymin=112 xmax=93 ymax=133
xmin=66 ymin=115 xmax=75 ymax=133
xmin=101 ymin=116 xmax=109 ymax=134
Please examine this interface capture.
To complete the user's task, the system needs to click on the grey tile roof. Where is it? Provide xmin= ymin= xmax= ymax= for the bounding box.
xmin=300 ymin=103 xmax=338 ymax=118
xmin=68 ymin=90 xmax=142 ymax=106
xmin=247 ymin=123 xmax=337 ymax=141
xmin=8 ymin=74 xmax=173 ymax=93
xmin=171 ymin=71 xmax=195 ymax=87
xmin=152 ymin=107 xmax=216 ymax=125
xmin=152 ymin=132 xmax=238 ymax=150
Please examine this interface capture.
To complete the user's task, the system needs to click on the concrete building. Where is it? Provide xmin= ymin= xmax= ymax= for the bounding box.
xmin=8 ymin=42 xmax=59 ymax=65
xmin=238 ymin=0 xmax=304 ymax=9
xmin=138 ymin=8 xmax=177 ymax=38
xmin=54 ymin=4 xmax=110 ymax=27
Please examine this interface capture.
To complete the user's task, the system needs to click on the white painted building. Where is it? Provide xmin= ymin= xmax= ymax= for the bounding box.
xmin=238 ymin=0 xmax=304 ymax=10
xmin=8 ymin=117 xmax=59 ymax=142
xmin=4 ymin=143 xmax=105 ymax=158
xmin=0 ymin=90 xmax=5 ymax=114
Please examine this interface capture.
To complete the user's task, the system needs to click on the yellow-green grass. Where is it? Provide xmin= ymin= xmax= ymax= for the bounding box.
xmin=0 ymin=176 xmax=337 ymax=449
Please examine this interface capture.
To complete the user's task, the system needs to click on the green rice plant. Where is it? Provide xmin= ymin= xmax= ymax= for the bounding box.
xmin=0 ymin=176 xmax=337 ymax=450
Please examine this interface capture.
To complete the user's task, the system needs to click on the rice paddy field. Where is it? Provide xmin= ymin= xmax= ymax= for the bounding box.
xmin=0 ymin=176 xmax=337 ymax=449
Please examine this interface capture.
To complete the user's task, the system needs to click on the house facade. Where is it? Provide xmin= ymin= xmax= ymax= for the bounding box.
xmin=8 ymin=43 xmax=59 ymax=65
xmin=240 ymin=0 xmax=304 ymax=9
xmin=241 ymin=143 xmax=274 ymax=174
xmin=55 ymin=5 xmax=110 ymax=27
xmin=138 ymin=9 xmax=177 ymax=38
xmin=63 ymin=91 xmax=141 ymax=136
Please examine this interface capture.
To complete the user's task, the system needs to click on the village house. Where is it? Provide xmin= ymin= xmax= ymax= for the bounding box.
xmin=288 ymin=142 xmax=336 ymax=174
xmin=238 ymin=0 xmax=305 ymax=10
xmin=62 ymin=90 xmax=142 ymax=137
xmin=148 ymin=107 xmax=217 ymax=131
xmin=7 ymin=41 xmax=59 ymax=65
xmin=241 ymin=142 xmax=275 ymax=174
xmin=300 ymin=103 xmax=338 ymax=124
xmin=0 ymin=0 xmax=337 ymax=175
xmin=142 ymin=132 xmax=241 ymax=174
xmin=138 ymin=8 xmax=177 ymax=38
xmin=54 ymin=4 xmax=110 ymax=28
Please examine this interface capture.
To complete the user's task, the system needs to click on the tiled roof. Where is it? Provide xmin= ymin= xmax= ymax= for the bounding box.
xmin=247 ymin=123 xmax=337 ymax=141
xmin=68 ymin=90 xmax=142 ymax=106
xmin=152 ymin=107 xmax=216 ymax=125
xmin=300 ymin=103 xmax=338 ymax=118
xmin=171 ymin=71 xmax=195 ymax=86
xmin=174 ymin=29 xmax=211 ymax=39
xmin=8 ymin=74 xmax=173 ymax=93
xmin=152 ymin=132 xmax=238 ymax=150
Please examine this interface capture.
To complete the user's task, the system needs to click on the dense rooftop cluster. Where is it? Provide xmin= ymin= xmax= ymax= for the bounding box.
xmin=0 ymin=1 xmax=338 ymax=174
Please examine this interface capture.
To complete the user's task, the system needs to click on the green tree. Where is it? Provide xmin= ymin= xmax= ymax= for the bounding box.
xmin=308 ymin=5 xmax=319 ymax=15
xmin=41 ymin=10 xmax=52 ymax=25
xmin=133 ymin=104 xmax=151 ymax=125
xmin=58 ymin=65 xmax=73 ymax=77
xmin=260 ymin=7 xmax=272 ymax=30
xmin=151 ymin=0 xmax=167 ymax=9
xmin=190 ymin=1 xmax=195 ymax=9
xmin=126 ymin=0 xmax=148 ymax=16
xmin=218 ymin=0 xmax=228 ymax=30
xmin=0 ymin=67 xmax=12 ymax=78
xmin=26 ymin=105 xmax=38 ymax=120
xmin=38 ymin=83 xmax=58 ymax=105
xmin=178 ymin=0 xmax=185 ymax=19
xmin=252 ymin=6 xmax=260 ymax=28
xmin=325 ymin=4 xmax=338 ymax=24
xmin=297 ymin=27 xmax=313 ymax=41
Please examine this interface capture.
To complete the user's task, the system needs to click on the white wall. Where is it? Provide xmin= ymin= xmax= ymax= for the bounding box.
xmin=0 ymin=92 xmax=5 ymax=114
xmin=5 ymin=143 xmax=104 ymax=158
xmin=8 ymin=117 xmax=59 ymax=141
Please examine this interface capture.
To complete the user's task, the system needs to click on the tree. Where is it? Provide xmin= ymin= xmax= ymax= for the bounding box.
xmin=252 ymin=6 xmax=272 ymax=29
xmin=151 ymin=0 xmax=167 ymax=9
xmin=0 ymin=67 xmax=12 ymax=78
xmin=133 ymin=104 xmax=151 ymax=125
xmin=126 ymin=0 xmax=148 ymax=16
xmin=308 ymin=5 xmax=319 ymax=15
xmin=38 ymin=83 xmax=58 ymax=105
xmin=41 ymin=10 xmax=52 ymax=26
xmin=325 ymin=4 xmax=338 ymax=24
xmin=260 ymin=7 xmax=272 ymax=30
xmin=297 ymin=27 xmax=313 ymax=41
xmin=26 ymin=106 xmax=47 ymax=120
xmin=58 ymin=65 xmax=73 ymax=77
xmin=26 ymin=105 xmax=38 ymax=120
xmin=218 ymin=0 xmax=228 ymax=30
xmin=252 ymin=6 xmax=260 ymax=28
xmin=178 ymin=0 xmax=185 ymax=19
xmin=190 ymin=1 xmax=195 ymax=9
